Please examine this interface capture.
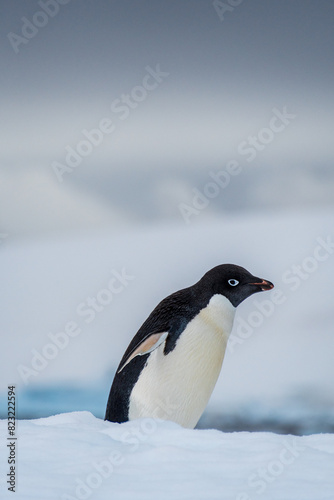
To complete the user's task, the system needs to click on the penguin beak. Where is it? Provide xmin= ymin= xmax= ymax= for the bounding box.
xmin=250 ymin=279 xmax=274 ymax=291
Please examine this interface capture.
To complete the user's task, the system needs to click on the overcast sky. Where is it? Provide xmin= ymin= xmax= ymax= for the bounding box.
xmin=1 ymin=1 xmax=334 ymax=238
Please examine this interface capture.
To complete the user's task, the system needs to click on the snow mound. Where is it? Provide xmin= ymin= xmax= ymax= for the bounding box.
xmin=1 ymin=412 xmax=334 ymax=499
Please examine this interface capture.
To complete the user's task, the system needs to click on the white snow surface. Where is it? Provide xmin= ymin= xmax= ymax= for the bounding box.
xmin=1 ymin=411 xmax=334 ymax=500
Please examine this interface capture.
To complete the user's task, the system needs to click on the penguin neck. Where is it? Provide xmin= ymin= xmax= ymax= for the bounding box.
xmin=198 ymin=293 xmax=236 ymax=342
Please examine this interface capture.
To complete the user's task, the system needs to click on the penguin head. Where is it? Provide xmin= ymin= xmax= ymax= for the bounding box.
xmin=199 ymin=264 xmax=274 ymax=307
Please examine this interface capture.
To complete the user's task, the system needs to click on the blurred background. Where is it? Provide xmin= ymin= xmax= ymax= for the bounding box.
xmin=1 ymin=0 xmax=333 ymax=434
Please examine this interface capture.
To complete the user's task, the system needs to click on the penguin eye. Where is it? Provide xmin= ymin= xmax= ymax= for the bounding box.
xmin=228 ymin=279 xmax=239 ymax=287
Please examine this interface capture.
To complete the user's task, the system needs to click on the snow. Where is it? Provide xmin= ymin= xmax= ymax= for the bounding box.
xmin=1 ymin=411 xmax=334 ymax=499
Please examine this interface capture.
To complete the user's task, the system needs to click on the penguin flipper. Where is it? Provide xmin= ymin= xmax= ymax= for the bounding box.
xmin=117 ymin=331 xmax=168 ymax=373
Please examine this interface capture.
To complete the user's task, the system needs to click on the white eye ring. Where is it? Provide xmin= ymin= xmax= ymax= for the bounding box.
xmin=228 ymin=279 xmax=239 ymax=286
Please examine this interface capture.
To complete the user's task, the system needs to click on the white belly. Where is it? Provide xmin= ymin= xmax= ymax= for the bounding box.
xmin=128 ymin=294 xmax=236 ymax=428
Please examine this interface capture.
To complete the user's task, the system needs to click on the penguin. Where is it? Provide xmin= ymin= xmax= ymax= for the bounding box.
xmin=105 ymin=264 xmax=273 ymax=428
